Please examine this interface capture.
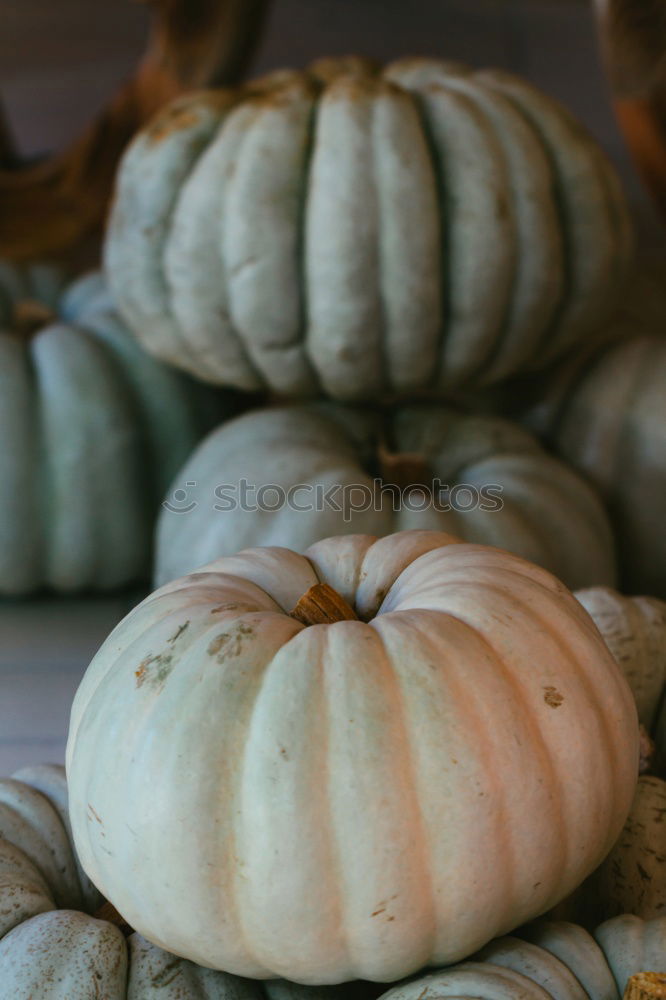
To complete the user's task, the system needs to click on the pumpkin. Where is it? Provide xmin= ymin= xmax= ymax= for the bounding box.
xmin=0 ymin=763 xmax=361 ymax=1000
xmin=0 ymin=262 xmax=237 ymax=596
xmin=513 ymin=334 xmax=666 ymax=599
xmin=154 ymin=404 xmax=617 ymax=591
xmin=377 ymin=914 xmax=666 ymax=1000
xmin=574 ymin=587 xmax=666 ymax=775
xmin=105 ymin=56 xmax=632 ymax=401
xmin=67 ymin=530 xmax=638 ymax=984
xmin=551 ymin=776 xmax=666 ymax=928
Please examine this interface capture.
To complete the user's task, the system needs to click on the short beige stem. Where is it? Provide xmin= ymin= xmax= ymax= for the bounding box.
xmin=12 ymin=300 xmax=56 ymax=338
xmin=95 ymin=901 xmax=134 ymax=938
xmin=624 ymin=972 xmax=666 ymax=1000
xmin=290 ymin=583 xmax=358 ymax=626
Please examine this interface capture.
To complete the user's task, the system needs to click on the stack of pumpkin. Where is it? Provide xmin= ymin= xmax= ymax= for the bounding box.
xmin=0 ymin=56 xmax=664 ymax=997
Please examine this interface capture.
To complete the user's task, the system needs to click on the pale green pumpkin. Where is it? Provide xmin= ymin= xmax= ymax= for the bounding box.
xmin=105 ymin=57 xmax=632 ymax=401
xmin=68 ymin=530 xmax=637 ymax=984
xmin=0 ymin=263 xmax=235 ymax=596
xmin=155 ymin=404 xmax=617 ymax=591
xmin=0 ymin=764 xmax=361 ymax=1000
xmin=575 ymin=587 xmax=666 ymax=774
xmin=514 ymin=335 xmax=666 ymax=599
xmin=378 ymin=915 xmax=665 ymax=1000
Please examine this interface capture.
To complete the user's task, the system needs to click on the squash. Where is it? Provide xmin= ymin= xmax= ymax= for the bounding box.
xmin=67 ymin=530 xmax=639 ymax=984
xmin=559 ymin=776 xmax=666 ymax=927
xmin=574 ymin=587 xmax=666 ymax=775
xmin=515 ymin=335 xmax=666 ymax=599
xmin=105 ymin=57 xmax=632 ymax=401
xmin=155 ymin=403 xmax=617 ymax=591
xmin=0 ymin=262 xmax=237 ymax=596
xmin=377 ymin=914 xmax=665 ymax=1000
xmin=0 ymin=763 xmax=361 ymax=1000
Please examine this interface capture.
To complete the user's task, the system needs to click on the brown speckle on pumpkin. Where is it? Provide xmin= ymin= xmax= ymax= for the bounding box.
xmin=167 ymin=621 xmax=190 ymax=644
xmin=135 ymin=652 xmax=174 ymax=690
xmin=208 ymin=623 xmax=254 ymax=661
xmin=87 ymin=803 xmax=103 ymax=825
xmin=152 ymin=958 xmax=183 ymax=988
xmin=543 ymin=686 xmax=564 ymax=708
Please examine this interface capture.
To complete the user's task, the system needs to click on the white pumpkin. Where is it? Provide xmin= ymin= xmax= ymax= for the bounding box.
xmin=575 ymin=587 xmax=666 ymax=772
xmin=105 ymin=57 xmax=632 ymax=400
xmin=155 ymin=404 xmax=617 ymax=591
xmin=0 ymin=263 xmax=234 ymax=596
xmin=516 ymin=335 xmax=666 ymax=599
xmin=0 ymin=764 xmax=357 ymax=1000
xmin=67 ymin=530 xmax=638 ymax=984
xmin=582 ymin=777 xmax=666 ymax=923
xmin=378 ymin=915 xmax=665 ymax=1000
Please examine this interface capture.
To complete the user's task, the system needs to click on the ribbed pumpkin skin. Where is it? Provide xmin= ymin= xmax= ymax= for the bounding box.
xmin=544 ymin=592 xmax=666 ymax=928
xmin=378 ymin=915 xmax=666 ymax=1000
xmin=105 ymin=57 xmax=631 ymax=401
xmin=575 ymin=587 xmax=666 ymax=738
xmin=584 ymin=777 xmax=666 ymax=922
xmin=0 ymin=765 xmax=354 ymax=1000
xmin=0 ymin=264 xmax=231 ymax=596
xmin=549 ymin=777 xmax=666 ymax=927
xmin=155 ymin=404 xmax=617 ymax=591
xmin=526 ymin=336 xmax=666 ymax=599
xmin=67 ymin=531 xmax=638 ymax=984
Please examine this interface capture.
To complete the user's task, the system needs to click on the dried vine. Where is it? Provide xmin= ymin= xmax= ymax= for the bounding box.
xmin=0 ymin=0 xmax=272 ymax=262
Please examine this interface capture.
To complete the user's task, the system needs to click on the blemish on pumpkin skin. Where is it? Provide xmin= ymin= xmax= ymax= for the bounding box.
xmin=167 ymin=621 xmax=189 ymax=644
xmin=147 ymin=107 xmax=200 ymax=143
xmin=145 ymin=93 xmax=230 ymax=144
xmin=135 ymin=652 xmax=174 ymax=690
xmin=210 ymin=602 xmax=252 ymax=614
xmin=543 ymin=686 xmax=564 ymax=708
xmin=87 ymin=804 xmax=103 ymax=825
xmin=152 ymin=959 xmax=183 ymax=988
xmin=208 ymin=623 xmax=254 ymax=661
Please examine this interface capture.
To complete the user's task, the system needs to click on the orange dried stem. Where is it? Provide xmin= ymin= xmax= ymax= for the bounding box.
xmin=0 ymin=0 xmax=272 ymax=262
xmin=290 ymin=584 xmax=358 ymax=626
xmin=623 ymin=973 xmax=666 ymax=1000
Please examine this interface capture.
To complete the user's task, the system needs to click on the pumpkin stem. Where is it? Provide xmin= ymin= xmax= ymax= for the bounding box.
xmin=377 ymin=442 xmax=432 ymax=496
xmin=12 ymin=299 xmax=56 ymax=339
xmin=623 ymin=972 xmax=666 ymax=1000
xmin=290 ymin=583 xmax=358 ymax=626
xmin=94 ymin=900 xmax=134 ymax=938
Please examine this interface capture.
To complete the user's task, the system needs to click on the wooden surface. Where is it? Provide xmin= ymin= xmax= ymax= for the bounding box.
xmin=0 ymin=594 xmax=141 ymax=774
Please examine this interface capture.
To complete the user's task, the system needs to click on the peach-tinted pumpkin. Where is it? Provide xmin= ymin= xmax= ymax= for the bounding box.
xmin=68 ymin=531 xmax=638 ymax=984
